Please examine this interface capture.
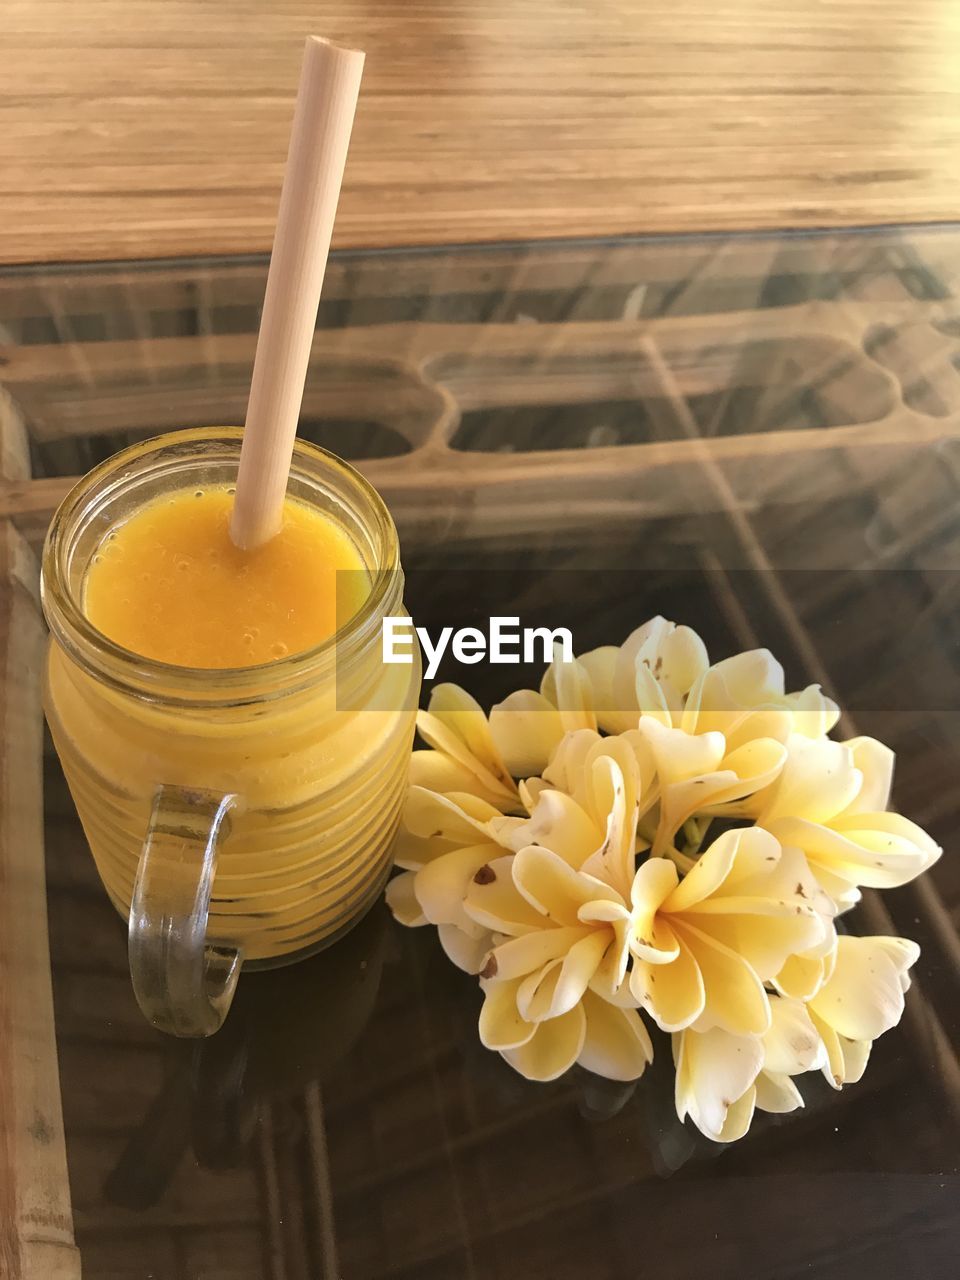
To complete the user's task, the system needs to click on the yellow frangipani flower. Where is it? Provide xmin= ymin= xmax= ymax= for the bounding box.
xmin=553 ymin=616 xmax=710 ymax=735
xmin=480 ymin=982 xmax=653 ymax=1083
xmin=385 ymin=785 xmax=519 ymax=972
xmin=488 ymin=650 xmax=597 ymax=778
xmin=483 ymin=617 xmax=706 ymax=773
xmin=411 ymin=684 xmax=521 ymax=810
xmin=755 ymin=734 xmax=941 ymax=911
xmin=385 ymin=618 xmax=935 ymax=1141
xmin=464 ymin=744 xmax=642 ymax=1000
xmin=626 ymin=827 xmax=830 ymax=1036
xmin=678 ymin=648 xmax=839 ymax=743
xmin=807 ymin=933 xmax=920 ymax=1088
xmin=464 ymin=841 xmax=653 ymax=1082
xmin=634 ymin=717 xmax=787 ymax=857
xmin=673 ymin=995 xmax=825 ymax=1143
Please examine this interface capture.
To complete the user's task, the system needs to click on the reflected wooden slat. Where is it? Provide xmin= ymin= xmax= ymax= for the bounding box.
xmin=0 ymin=522 xmax=80 ymax=1279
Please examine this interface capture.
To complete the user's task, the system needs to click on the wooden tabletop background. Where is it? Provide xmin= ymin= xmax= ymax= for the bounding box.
xmin=3 ymin=0 xmax=960 ymax=265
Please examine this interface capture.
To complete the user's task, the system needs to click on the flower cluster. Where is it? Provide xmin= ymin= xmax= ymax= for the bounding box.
xmin=385 ymin=618 xmax=940 ymax=1143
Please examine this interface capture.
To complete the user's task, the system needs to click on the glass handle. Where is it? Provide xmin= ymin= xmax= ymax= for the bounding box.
xmin=129 ymin=784 xmax=241 ymax=1037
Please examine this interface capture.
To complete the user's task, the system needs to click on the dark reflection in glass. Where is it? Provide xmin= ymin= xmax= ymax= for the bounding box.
xmin=9 ymin=229 xmax=960 ymax=1278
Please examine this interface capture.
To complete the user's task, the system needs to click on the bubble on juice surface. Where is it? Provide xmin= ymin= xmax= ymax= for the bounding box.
xmin=226 ymin=486 xmax=236 ymax=496
xmin=176 ymin=558 xmax=191 ymax=572
xmin=194 ymin=490 xmax=204 ymax=499
xmin=271 ymin=641 xmax=289 ymax=659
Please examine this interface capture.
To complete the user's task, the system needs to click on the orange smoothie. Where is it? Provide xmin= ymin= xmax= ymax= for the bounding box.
xmin=84 ymin=487 xmax=369 ymax=668
xmin=43 ymin=433 xmax=420 ymax=969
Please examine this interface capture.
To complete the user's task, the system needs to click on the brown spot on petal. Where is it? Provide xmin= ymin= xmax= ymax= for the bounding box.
xmin=474 ymin=865 xmax=496 ymax=885
xmin=795 ymin=883 xmax=807 ymax=898
xmin=480 ymin=954 xmax=498 ymax=979
xmin=430 ymin=830 xmax=444 ymax=839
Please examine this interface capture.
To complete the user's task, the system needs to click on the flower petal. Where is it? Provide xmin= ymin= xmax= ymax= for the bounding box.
xmin=540 ymin=652 xmax=598 ymax=732
xmin=516 ymin=930 xmax=611 ymax=1020
xmin=684 ymin=906 xmax=826 ymax=982
xmin=438 ymin=922 xmax=494 ymax=974
xmin=463 ymin=855 xmax=545 ymax=936
xmin=755 ymin=1072 xmax=803 ymax=1114
xmin=541 ymin=728 xmax=603 ymax=795
xmin=403 ymin=786 xmax=502 ymax=843
xmin=774 ymin=949 xmax=830 ymax=1001
xmin=770 ymin=812 xmax=940 ymax=894
xmin=501 ymin=1003 xmax=587 ymax=1081
xmin=782 ymin=684 xmax=840 ymax=738
xmin=482 ymin=926 xmax=593 ymax=982
xmin=757 ymin=736 xmax=861 ymax=826
xmin=809 ymin=1008 xmax=871 ymax=1088
xmin=808 ymin=934 xmax=918 ymax=1041
xmin=512 ymin=845 xmax=621 ymax=926
xmin=417 ymin=688 xmax=518 ymax=806
xmin=763 ymin=997 xmax=824 ymax=1075
xmin=662 ymin=828 xmax=742 ymax=913
xmin=578 ymin=755 xmax=635 ymax=897
xmin=576 ymin=646 xmax=625 ymax=733
xmin=414 ymin=844 xmax=499 ymax=926
xmin=828 ymin=811 xmax=942 ymax=886
xmin=838 ymin=1035 xmax=871 ymax=1085
xmin=628 ymin=856 xmax=680 ymax=962
xmin=698 ymin=739 xmax=789 ymax=814
xmin=385 ymin=871 xmax=427 ymax=926
xmin=513 ymin=788 xmax=602 ymax=867
xmin=677 ymin=922 xmax=771 ymax=1036
xmin=427 ymin=684 xmax=512 ymax=774
xmin=577 ymin=990 xmax=653 ymax=1081
xmin=409 ymin=748 xmax=509 ymax=804
xmin=673 ymin=1025 xmax=763 ymax=1142
xmin=637 ymin=717 xmax=726 ymax=784
xmin=489 ymin=689 xmax=566 ymax=778
xmin=842 ymin=737 xmax=894 ymax=814
xmin=479 ymin=977 xmax=537 ymax=1050
xmin=631 ymin=935 xmax=705 ymax=1032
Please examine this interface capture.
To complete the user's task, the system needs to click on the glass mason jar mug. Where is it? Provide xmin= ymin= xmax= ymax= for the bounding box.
xmin=41 ymin=429 xmax=420 ymax=1037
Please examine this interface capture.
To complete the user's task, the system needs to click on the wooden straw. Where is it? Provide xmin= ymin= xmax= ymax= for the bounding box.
xmin=230 ymin=36 xmax=365 ymax=549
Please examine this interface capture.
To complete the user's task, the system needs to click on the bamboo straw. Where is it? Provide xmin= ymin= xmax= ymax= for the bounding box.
xmin=230 ymin=36 xmax=365 ymax=550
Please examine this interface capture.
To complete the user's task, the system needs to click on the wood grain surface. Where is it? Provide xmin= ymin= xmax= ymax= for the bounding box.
xmin=0 ymin=523 xmax=80 ymax=1280
xmin=2 ymin=1 xmax=960 ymax=265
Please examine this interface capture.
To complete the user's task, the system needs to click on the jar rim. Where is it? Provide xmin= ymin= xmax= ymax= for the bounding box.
xmin=41 ymin=427 xmax=402 ymax=705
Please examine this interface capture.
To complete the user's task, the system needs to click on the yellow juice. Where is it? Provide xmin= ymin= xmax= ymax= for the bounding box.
xmin=83 ymin=487 xmax=369 ymax=668
xmin=43 ymin=432 xmax=419 ymax=968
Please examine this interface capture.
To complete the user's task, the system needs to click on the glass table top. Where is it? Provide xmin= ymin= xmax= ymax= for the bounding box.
xmin=1 ymin=228 xmax=959 ymax=1279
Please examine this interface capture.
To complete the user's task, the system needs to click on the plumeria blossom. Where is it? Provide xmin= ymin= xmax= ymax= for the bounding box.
xmin=679 ymin=648 xmax=839 ymax=744
xmin=673 ymin=995 xmax=825 ymax=1142
xmin=467 ymin=845 xmax=653 ymax=1081
xmin=807 ymin=933 xmax=920 ymax=1088
xmin=626 ymin=827 xmax=830 ymax=1036
xmin=385 ymin=618 xmax=936 ymax=1145
xmin=385 ymin=785 xmax=520 ymax=973
xmin=412 ymin=684 xmax=521 ymax=810
xmin=756 ymin=734 xmax=941 ymax=911
xmin=560 ymin=616 xmax=710 ymax=734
